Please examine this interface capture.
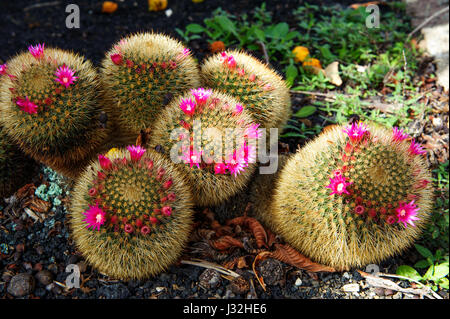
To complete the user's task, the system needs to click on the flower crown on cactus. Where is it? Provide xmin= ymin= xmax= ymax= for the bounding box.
xmin=150 ymin=89 xmax=259 ymax=206
xmin=0 ymin=43 xmax=109 ymax=178
xmin=70 ymin=146 xmax=194 ymax=279
xmin=269 ymin=122 xmax=433 ymax=270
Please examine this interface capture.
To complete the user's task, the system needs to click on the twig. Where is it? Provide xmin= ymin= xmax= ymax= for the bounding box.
xmin=406 ymin=6 xmax=449 ymax=42
xmin=257 ymin=41 xmax=270 ymax=65
xmin=24 ymin=1 xmax=61 ymax=12
xmin=181 ymin=259 xmax=241 ymax=278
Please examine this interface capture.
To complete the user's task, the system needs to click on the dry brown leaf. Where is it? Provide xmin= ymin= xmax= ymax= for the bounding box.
xmin=209 ymin=236 xmax=244 ymax=251
xmin=268 ymin=244 xmax=335 ymax=273
xmin=324 ymin=61 xmax=343 ymax=86
xmin=24 ymin=197 xmax=51 ymax=214
xmin=226 ymin=216 xmax=268 ymax=248
xmin=15 ymin=183 xmax=36 ymax=200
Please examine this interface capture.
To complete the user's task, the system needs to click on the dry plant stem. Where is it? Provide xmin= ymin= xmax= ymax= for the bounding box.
xmin=406 ymin=6 xmax=450 ymax=42
xmin=180 ymin=259 xmax=241 ymax=278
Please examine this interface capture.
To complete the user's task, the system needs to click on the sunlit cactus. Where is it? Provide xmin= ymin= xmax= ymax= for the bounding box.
xmin=100 ymin=32 xmax=201 ymax=146
xmin=270 ymin=122 xmax=433 ymax=271
xmin=69 ymin=146 xmax=194 ymax=280
xmin=0 ymin=44 xmax=110 ymax=178
xmin=150 ymin=89 xmax=258 ymax=206
xmin=0 ymin=126 xmax=36 ymax=198
xmin=200 ymin=50 xmax=291 ymax=131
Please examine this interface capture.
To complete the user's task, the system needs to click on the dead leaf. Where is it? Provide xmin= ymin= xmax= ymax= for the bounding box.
xmin=24 ymin=197 xmax=51 ymax=214
xmin=349 ymin=1 xmax=384 ymax=9
xmin=226 ymin=216 xmax=268 ymax=248
xmin=324 ymin=61 xmax=343 ymax=86
xmin=209 ymin=236 xmax=244 ymax=251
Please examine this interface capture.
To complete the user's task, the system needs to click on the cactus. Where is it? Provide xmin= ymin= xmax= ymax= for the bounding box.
xmin=200 ymin=50 xmax=291 ymax=131
xmin=150 ymin=89 xmax=258 ymax=206
xmin=100 ymin=32 xmax=201 ymax=146
xmin=269 ymin=122 xmax=433 ymax=271
xmin=0 ymin=126 xmax=36 ymax=198
xmin=0 ymin=44 xmax=110 ymax=178
xmin=69 ymin=146 xmax=194 ymax=279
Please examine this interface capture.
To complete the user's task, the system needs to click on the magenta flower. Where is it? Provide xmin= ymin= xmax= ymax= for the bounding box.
xmin=237 ymin=141 xmax=256 ymax=163
xmin=354 ymin=205 xmax=365 ymax=215
xmin=225 ymin=151 xmax=248 ymax=177
xmin=226 ymin=55 xmax=237 ymax=69
xmin=386 ymin=215 xmax=397 ymax=225
xmin=16 ymin=97 xmax=38 ymax=114
xmin=181 ymin=148 xmax=202 ymax=169
xmin=98 ymin=154 xmax=112 ymax=170
xmin=167 ymin=193 xmax=176 ymax=201
xmin=141 ymin=226 xmax=151 ymax=235
xmin=127 ymin=145 xmax=146 ymax=162
xmin=82 ymin=204 xmax=106 ymax=231
xmin=392 ymin=127 xmax=409 ymax=142
xmin=162 ymin=206 xmax=172 ymax=216
xmin=176 ymin=48 xmax=191 ymax=61
xmin=163 ymin=179 xmax=173 ymax=189
xmin=342 ymin=122 xmax=369 ymax=143
xmin=55 ymin=65 xmax=78 ymax=88
xmin=28 ymin=43 xmax=45 ymax=59
xmin=124 ymin=224 xmax=134 ymax=234
xmin=214 ymin=163 xmax=227 ymax=175
xmin=233 ymin=103 xmax=243 ymax=115
xmin=179 ymin=98 xmax=196 ymax=116
xmin=245 ymin=123 xmax=260 ymax=139
xmin=408 ymin=140 xmax=426 ymax=156
xmin=191 ymin=88 xmax=212 ymax=105
xmin=326 ymin=175 xmax=352 ymax=196
xmin=110 ymin=53 xmax=123 ymax=65
xmin=0 ymin=64 xmax=7 ymax=75
xmin=396 ymin=201 xmax=420 ymax=228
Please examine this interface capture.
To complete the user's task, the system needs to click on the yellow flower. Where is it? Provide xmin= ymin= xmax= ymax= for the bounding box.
xmin=148 ymin=0 xmax=168 ymax=11
xmin=292 ymin=46 xmax=310 ymax=63
xmin=105 ymin=148 xmax=120 ymax=158
xmin=302 ymin=58 xmax=322 ymax=69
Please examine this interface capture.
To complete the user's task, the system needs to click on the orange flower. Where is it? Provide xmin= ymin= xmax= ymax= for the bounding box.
xmin=101 ymin=1 xmax=118 ymax=13
xmin=302 ymin=58 xmax=322 ymax=69
xmin=209 ymin=41 xmax=226 ymax=53
xmin=292 ymin=46 xmax=310 ymax=63
xmin=148 ymin=0 xmax=168 ymax=11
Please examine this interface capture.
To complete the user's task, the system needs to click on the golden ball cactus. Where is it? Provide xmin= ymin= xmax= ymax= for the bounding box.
xmin=270 ymin=122 xmax=433 ymax=271
xmin=150 ymin=89 xmax=258 ymax=206
xmin=0 ymin=44 xmax=110 ymax=178
xmin=200 ymin=50 xmax=291 ymax=131
xmin=100 ymin=32 xmax=201 ymax=146
xmin=69 ymin=146 xmax=194 ymax=279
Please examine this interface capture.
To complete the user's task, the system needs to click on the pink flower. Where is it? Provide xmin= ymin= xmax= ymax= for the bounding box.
xmin=55 ymin=65 xmax=78 ymax=88
xmin=124 ymin=224 xmax=134 ymax=234
xmin=249 ymin=74 xmax=256 ymax=82
xmin=16 ymin=97 xmax=38 ymax=114
xmin=28 ymin=43 xmax=45 ymax=59
xmin=396 ymin=201 xmax=420 ymax=228
xmin=98 ymin=154 xmax=112 ymax=170
xmin=181 ymin=148 xmax=202 ymax=169
xmin=409 ymin=140 xmax=426 ymax=156
xmin=392 ymin=127 xmax=409 ymax=142
xmin=414 ymin=179 xmax=430 ymax=189
xmin=326 ymin=175 xmax=352 ymax=196
xmin=179 ymin=98 xmax=196 ymax=116
xmin=214 ymin=163 xmax=227 ymax=175
xmin=82 ymin=204 xmax=106 ymax=231
xmin=238 ymin=68 xmax=245 ymax=76
xmin=110 ymin=53 xmax=123 ymax=65
xmin=0 ymin=64 xmax=7 ymax=75
xmin=191 ymin=88 xmax=212 ymax=105
xmin=225 ymin=150 xmax=248 ymax=177
xmin=163 ymin=179 xmax=173 ymax=189
xmin=386 ymin=215 xmax=397 ymax=225
xmin=167 ymin=193 xmax=176 ymax=201
xmin=237 ymin=141 xmax=256 ymax=163
xmin=162 ymin=206 xmax=172 ymax=216
xmin=354 ymin=205 xmax=365 ymax=215
xmin=176 ymin=48 xmax=191 ymax=61
xmin=245 ymin=123 xmax=260 ymax=139
xmin=233 ymin=103 xmax=243 ymax=115
xmin=342 ymin=122 xmax=369 ymax=143
xmin=141 ymin=226 xmax=151 ymax=235
xmin=226 ymin=55 xmax=236 ymax=69
xmin=127 ymin=145 xmax=146 ymax=162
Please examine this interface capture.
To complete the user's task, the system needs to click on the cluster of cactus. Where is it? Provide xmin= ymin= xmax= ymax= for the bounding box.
xmin=267 ymin=122 xmax=433 ymax=270
xmin=150 ymin=89 xmax=259 ymax=206
xmin=0 ymin=126 xmax=36 ymax=198
xmin=70 ymin=146 xmax=194 ymax=279
xmin=200 ymin=50 xmax=291 ymax=131
xmin=0 ymin=45 xmax=110 ymax=178
xmin=100 ymin=32 xmax=201 ymax=146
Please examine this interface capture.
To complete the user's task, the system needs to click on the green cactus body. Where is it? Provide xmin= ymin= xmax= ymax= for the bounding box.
xmin=70 ymin=147 xmax=194 ymax=279
xmin=270 ymin=123 xmax=433 ymax=271
xmin=150 ymin=89 xmax=258 ymax=206
xmin=100 ymin=33 xmax=201 ymax=146
xmin=0 ymin=47 xmax=109 ymax=178
xmin=200 ymin=50 xmax=291 ymax=132
xmin=0 ymin=126 xmax=35 ymax=197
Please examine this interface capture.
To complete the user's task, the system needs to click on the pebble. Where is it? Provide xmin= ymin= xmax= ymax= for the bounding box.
xmin=199 ymin=269 xmax=221 ymax=290
xmin=342 ymin=272 xmax=351 ymax=280
xmin=7 ymin=273 xmax=35 ymax=297
xmin=230 ymin=276 xmax=250 ymax=295
xmin=295 ymin=278 xmax=303 ymax=287
xmin=35 ymin=270 xmax=54 ymax=286
xmin=258 ymin=258 xmax=284 ymax=286
xmin=342 ymin=283 xmax=360 ymax=293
